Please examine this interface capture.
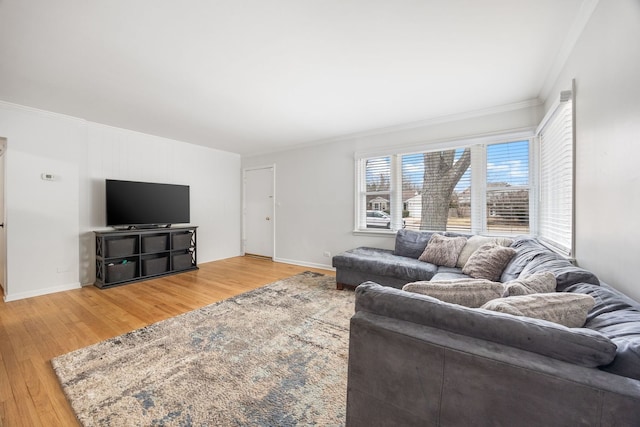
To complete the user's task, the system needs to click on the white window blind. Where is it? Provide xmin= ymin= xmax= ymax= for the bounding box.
xmin=538 ymin=91 xmax=574 ymax=255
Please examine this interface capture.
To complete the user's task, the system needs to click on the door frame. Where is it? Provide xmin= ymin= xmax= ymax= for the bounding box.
xmin=242 ymin=164 xmax=276 ymax=258
xmin=0 ymin=138 xmax=6 ymax=297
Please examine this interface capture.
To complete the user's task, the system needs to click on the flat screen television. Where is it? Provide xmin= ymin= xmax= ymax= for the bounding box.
xmin=106 ymin=179 xmax=190 ymax=228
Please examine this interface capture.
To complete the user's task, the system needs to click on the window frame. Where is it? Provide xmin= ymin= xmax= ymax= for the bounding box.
xmin=354 ymin=130 xmax=535 ymax=236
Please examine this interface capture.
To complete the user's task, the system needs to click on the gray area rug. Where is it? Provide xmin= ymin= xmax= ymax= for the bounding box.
xmin=52 ymin=272 xmax=354 ymax=426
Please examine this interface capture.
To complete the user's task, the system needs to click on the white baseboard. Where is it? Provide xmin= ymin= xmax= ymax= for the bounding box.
xmin=4 ymin=282 xmax=82 ymax=302
xmin=273 ymin=257 xmax=335 ymax=271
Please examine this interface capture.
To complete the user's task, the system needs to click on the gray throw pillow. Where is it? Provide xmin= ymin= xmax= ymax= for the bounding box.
xmin=418 ymin=234 xmax=467 ymax=267
xmin=481 ymin=293 xmax=596 ymax=328
xmin=503 ymin=271 xmax=557 ymax=296
xmin=403 ymin=279 xmax=505 ymax=308
xmin=456 ymin=235 xmax=514 ymax=268
xmin=462 ymin=242 xmax=516 ymax=281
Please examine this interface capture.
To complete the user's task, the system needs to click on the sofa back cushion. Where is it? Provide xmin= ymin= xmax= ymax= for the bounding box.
xmin=501 ymin=237 xmax=599 ymax=291
xmin=566 ymin=282 xmax=640 ymax=381
xmin=355 ymin=282 xmax=617 ymax=368
xmin=394 ymin=229 xmax=434 ymax=258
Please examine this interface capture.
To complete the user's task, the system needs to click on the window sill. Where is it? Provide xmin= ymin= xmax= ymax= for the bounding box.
xmin=352 ymin=229 xmax=398 ymax=237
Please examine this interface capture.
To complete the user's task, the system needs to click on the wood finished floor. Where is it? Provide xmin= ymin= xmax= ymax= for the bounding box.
xmin=0 ymin=256 xmax=335 ymax=427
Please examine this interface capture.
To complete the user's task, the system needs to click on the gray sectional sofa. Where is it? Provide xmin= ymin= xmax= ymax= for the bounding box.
xmin=333 ymin=230 xmax=640 ymax=426
xmin=332 ymin=229 xmax=598 ymax=290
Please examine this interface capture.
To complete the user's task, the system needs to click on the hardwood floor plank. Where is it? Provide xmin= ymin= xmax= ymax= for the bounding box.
xmin=0 ymin=257 xmax=334 ymax=426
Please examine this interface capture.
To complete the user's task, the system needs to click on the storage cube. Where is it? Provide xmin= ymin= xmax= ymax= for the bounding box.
xmin=106 ymin=261 xmax=137 ymax=283
xmin=106 ymin=237 xmax=137 ymax=257
xmin=172 ymin=253 xmax=193 ymax=270
xmin=142 ymin=257 xmax=168 ymax=276
xmin=172 ymin=232 xmax=193 ymax=249
xmin=142 ymin=235 xmax=168 ymax=253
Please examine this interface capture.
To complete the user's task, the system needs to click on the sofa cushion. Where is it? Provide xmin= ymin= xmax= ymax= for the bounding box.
xmin=501 ymin=237 xmax=599 ymax=291
xmin=565 ymin=282 xmax=640 ymax=381
xmin=332 ymin=247 xmax=437 ymax=282
xmin=432 ymin=266 xmax=470 ymax=282
xmin=481 ymin=293 xmax=595 ymax=328
xmin=403 ymin=279 xmax=504 ymax=308
xmin=456 ymin=235 xmax=514 ymax=268
xmin=355 ymin=282 xmax=617 ymax=368
xmin=394 ymin=229 xmax=434 ymax=259
xmin=418 ymin=234 xmax=467 ymax=267
xmin=462 ymin=243 xmax=516 ymax=281
xmin=431 ymin=271 xmax=471 ymax=281
xmin=503 ymin=271 xmax=557 ymax=296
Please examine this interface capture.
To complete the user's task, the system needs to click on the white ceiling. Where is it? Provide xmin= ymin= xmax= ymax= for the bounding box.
xmin=0 ymin=0 xmax=594 ymax=155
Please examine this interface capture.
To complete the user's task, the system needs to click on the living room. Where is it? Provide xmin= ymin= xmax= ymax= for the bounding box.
xmin=1 ymin=0 xmax=639 ymax=425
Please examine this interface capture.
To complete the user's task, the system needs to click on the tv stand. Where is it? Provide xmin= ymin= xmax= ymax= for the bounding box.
xmin=94 ymin=225 xmax=198 ymax=288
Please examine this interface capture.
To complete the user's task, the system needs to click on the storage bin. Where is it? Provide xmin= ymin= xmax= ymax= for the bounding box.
xmin=106 ymin=261 xmax=137 ymax=283
xmin=142 ymin=235 xmax=168 ymax=253
xmin=172 ymin=253 xmax=193 ymax=270
xmin=172 ymin=232 xmax=193 ymax=249
xmin=142 ymin=257 xmax=168 ymax=276
xmin=106 ymin=237 xmax=137 ymax=257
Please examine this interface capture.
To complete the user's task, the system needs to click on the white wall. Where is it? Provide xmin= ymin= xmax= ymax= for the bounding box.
xmin=0 ymin=101 xmax=242 ymax=301
xmin=242 ymin=103 xmax=541 ymax=269
xmin=0 ymin=103 xmax=84 ymax=301
xmin=546 ymin=0 xmax=640 ymax=301
xmin=82 ymin=123 xmax=242 ymax=284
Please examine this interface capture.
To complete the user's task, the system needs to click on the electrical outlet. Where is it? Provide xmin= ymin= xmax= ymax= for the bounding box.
xmin=323 ymin=251 xmax=331 ymax=258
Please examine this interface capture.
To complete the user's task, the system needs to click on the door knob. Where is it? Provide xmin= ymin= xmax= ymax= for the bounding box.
xmin=266 ymin=217 xmax=270 ymax=220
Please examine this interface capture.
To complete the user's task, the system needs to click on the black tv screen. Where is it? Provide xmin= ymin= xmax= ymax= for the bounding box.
xmin=106 ymin=179 xmax=190 ymax=227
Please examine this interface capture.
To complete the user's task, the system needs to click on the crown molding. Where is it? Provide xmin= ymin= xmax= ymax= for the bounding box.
xmin=248 ymin=98 xmax=542 ymax=158
xmin=0 ymin=99 xmax=87 ymax=124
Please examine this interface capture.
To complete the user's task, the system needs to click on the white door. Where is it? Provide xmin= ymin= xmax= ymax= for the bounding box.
xmin=0 ymin=139 xmax=6 ymax=295
xmin=244 ymin=167 xmax=274 ymax=258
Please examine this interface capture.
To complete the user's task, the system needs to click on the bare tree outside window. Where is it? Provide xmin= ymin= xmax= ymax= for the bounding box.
xmin=420 ymin=149 xmax=471 ymax=231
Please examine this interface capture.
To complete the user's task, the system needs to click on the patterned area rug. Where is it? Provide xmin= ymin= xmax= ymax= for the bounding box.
xmin=52 ymin=272 xmax=354 ymax=426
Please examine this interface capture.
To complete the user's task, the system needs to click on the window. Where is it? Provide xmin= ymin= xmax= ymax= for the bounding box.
xmin=486 ymin=141 xmax=530 ymax=234
xmin=356 ymin=138 xmax=531 ymax=234
xmin=402 ymin=149 xmax=471 ymax=232
xmin=362 ymin=156 xmax=393 ymax=229
xmin=355 ymin=89 xmax=574 ymax=250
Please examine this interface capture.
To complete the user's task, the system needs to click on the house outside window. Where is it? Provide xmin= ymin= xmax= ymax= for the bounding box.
xmin=486 ymin=140 xmax=530 ymax=235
